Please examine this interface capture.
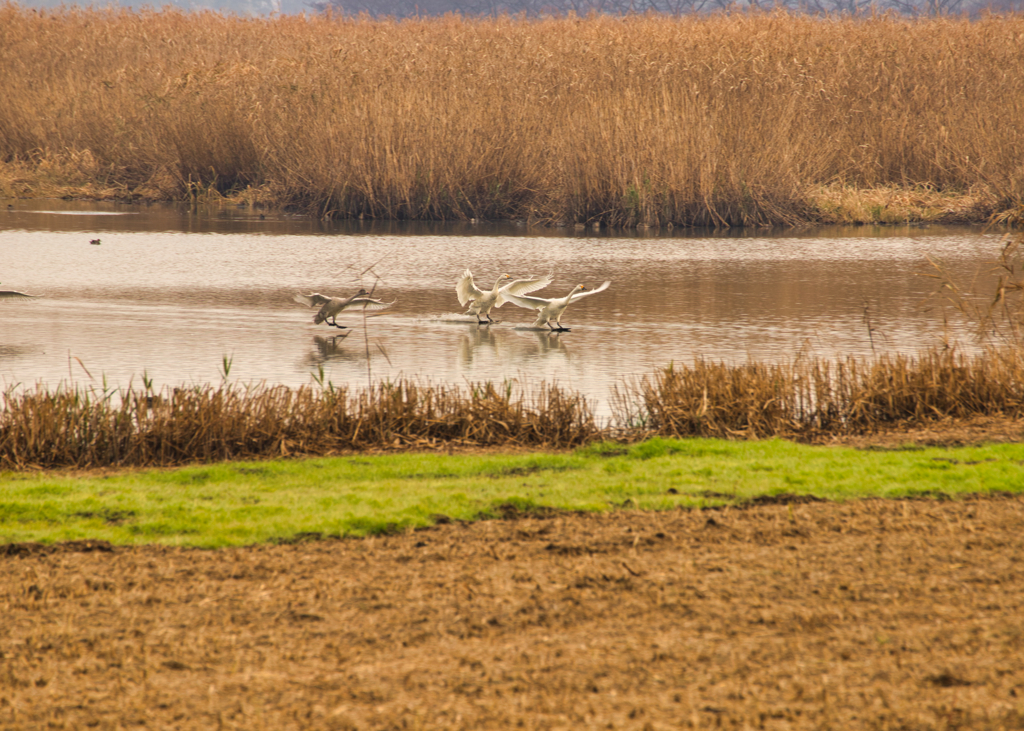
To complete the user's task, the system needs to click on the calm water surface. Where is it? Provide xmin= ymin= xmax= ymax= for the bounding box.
xmin=0 ymin=200 xmax=1005 ymax=418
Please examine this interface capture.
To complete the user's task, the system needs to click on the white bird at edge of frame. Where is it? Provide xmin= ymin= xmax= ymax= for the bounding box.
xmin=501 ymin=281 xmax=611 ymax=332
xmin=292 ymin=288 xmax=396 ymax=329
xmin=456 ymin=270 xmax=553 ymax=324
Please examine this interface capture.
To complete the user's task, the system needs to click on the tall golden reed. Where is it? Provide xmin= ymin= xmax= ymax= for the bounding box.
xmin=1 ymin=5 xmax=1023 ymax=224
xmin=623 ymin=347 xmax=1024 ymax=439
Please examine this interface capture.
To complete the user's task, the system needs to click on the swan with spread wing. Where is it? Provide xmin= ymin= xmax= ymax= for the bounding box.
xmin=456 ymin=270 xmax=552 ymax=324
xmin=502 ymin=281 xmax=610 ymax=332
xmin=293 ymin=288 xmax=396 ymax=328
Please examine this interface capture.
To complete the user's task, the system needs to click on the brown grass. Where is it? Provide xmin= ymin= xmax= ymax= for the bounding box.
xmin=811 ymin=183 xmax=999 ymax=225
xmin=3 ymin=345 xmax=1024 ymax=469
xmin=1 ymin=6 xmax=1023 ymax=225
xmin=2 ymin=498 xmax=1023 ymax=729
xmin=0 ymin=380 xmax=598 ymax=470
xmin=620 ymin=347 xmax=1024 ymax=440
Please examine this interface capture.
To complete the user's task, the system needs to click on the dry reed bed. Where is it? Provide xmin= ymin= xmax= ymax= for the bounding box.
xmin=1 ymin=7 xmax=1023 ymax=225
xmin=0 ymin=381 xmax=598 ymax=470
xmin=3 ymin=347 xmax=1024 ymax=470
xmin=625 ymin=347 xmax=1024 ymax=439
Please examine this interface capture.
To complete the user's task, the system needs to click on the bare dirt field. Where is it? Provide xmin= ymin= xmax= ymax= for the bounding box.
xmin=2 ymin=496 xmax=1023 ymax=730
xmin=806 ymin=416 xmax=1024 ymax=450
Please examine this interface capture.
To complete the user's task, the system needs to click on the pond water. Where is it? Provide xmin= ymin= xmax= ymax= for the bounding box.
xmin=0 ymin=200 xmax=1006 ymax=418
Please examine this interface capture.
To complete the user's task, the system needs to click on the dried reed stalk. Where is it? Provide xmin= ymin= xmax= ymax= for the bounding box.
xmin=926 ymin=234 xmax=1024 ymax=346
xmin=623 ymin=347 xmax=1024 ymax=439
xmin=1 ymin=8 xmax=1022 ymax=225
xmin=4 ymin=347 xmax=1024 ymax=469
xmin=0 ymin=380 xmax=598 ymax=470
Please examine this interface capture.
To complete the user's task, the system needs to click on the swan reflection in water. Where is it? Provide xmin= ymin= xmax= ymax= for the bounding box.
xmin=302 ymin=333 xmax=364 ymax=369
xmin=458 ymin=326 xmax=498 ymax=367
xmin=525 ymin=330 xmax=569 ymax=358
xmin=459 ymin=327 xmax=569 ymax=369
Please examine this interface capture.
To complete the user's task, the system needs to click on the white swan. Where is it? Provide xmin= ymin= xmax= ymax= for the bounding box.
xmin=502 ymin=281 xmax=610 ymax=331
xmin=293 ymin=289 xmax=396 ymax=328
xmin=456 ymin=270 xmax=552 ymax=324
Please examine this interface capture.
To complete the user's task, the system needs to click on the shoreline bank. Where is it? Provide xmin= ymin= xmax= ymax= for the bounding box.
xmin=2 ymin=182 xmax=1009 ymax=228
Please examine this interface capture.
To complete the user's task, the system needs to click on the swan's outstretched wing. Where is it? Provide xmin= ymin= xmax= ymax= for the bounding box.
xmin=293 ymin=292 xmax=331 ymax=308
xmin=501 ymin=292 xmax=551 ymax=310
xmin=494 ymin=274 xmax=552 ymax=309
xmin=346 ymin=297 xmax=396 ymax=312
xmin=569 ymin=281 xmax=611 ymax=300
xmin=456 ymin=270 xmax=487 ymax=307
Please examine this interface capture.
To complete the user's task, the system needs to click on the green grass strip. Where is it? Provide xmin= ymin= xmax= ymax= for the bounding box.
xmin=1 ymin=438 xmax=1022 ymax=548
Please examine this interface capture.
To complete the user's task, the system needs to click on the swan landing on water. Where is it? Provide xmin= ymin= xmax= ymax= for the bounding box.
xmin=456 ymin=270 xmax=552 ymax=324
xmin=293 ymin=289 xmax=396 ymax=329
xmin=501 ymin=281 xmax=611 ymax=332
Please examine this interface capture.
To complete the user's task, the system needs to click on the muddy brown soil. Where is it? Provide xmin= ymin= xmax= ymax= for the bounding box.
xmin=2 ymin=498 xmax=1024 ymax=730
xmin=809 ymin=415 xmax=1024 ymax=449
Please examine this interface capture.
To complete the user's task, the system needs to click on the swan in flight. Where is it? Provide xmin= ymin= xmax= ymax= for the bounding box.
xmin=456 ymin=270 xmax=552 ymax=324
xmin=293 ymin=289 xmax=396 ymax=328
xmin=502 ymin=281 xmax=610 ymax=331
